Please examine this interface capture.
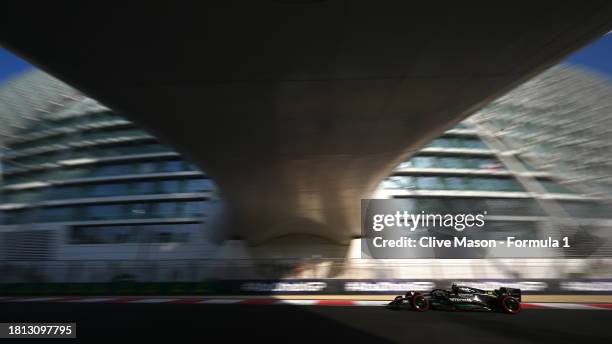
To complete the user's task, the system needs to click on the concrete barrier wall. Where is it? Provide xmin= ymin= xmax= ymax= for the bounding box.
xmin=2 ymin=279 xmax=612 ymax=296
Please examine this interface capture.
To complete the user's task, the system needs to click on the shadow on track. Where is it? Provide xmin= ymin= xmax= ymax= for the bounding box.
xmin=0 ymin=302 xmax=392 ymax=343
xmin=2 ymin=302 xmax=612 ymax=343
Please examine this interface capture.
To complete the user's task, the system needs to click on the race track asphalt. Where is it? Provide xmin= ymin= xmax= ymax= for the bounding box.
xmin=1 ymin=302 xmax=611 ymax=343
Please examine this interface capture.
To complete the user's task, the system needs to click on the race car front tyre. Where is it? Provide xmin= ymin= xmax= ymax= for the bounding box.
xmin=410 ymin=294 xmax=430 ymax=312
xmin=499 ymin=295 xmax=521 ymax=314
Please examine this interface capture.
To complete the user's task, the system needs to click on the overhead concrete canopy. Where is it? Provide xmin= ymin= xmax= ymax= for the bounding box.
xmin=2 ymin=2 xmax=611 ymax=250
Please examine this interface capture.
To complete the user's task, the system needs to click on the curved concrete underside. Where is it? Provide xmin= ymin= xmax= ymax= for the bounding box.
xmin=2 ymin=2 xmax=611 ymax=249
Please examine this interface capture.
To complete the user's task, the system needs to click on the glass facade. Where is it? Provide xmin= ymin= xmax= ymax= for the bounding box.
xmin=70 ymin=223 xmax=200 ymax=244
xmin=383 ymin=176 xmax=523 ymax=191
xmin=1 ymin=178 xmax=212 ymax=203
xmin=425 ymin=137 xmax=488 ymax=149
xmin=2 ymin=201 xmax=208 ymax=225
xmin=0 ymin=82 xmax=215 ymax=244
xmin=472 ymin=65 xmax=612 ymax=198
xmin=379 ymin=121 xmax=610 ymax=257
xmin=395 ymin=155 xmax=504 ymax=170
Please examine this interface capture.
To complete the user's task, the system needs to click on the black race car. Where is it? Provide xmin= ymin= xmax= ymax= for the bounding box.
xmin=388 ymin=284 xmax=521 ymax=314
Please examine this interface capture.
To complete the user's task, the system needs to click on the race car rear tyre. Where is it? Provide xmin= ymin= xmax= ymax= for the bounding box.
xmin=499 ymin=295 xmax=521 ymax=314
xmin=388 ymin=295 xmax=403 ymax=309
xmin=410 ymin=294 xmax=430 ymax=312
xmin=390 ymin=296 xmax=403 ymax=306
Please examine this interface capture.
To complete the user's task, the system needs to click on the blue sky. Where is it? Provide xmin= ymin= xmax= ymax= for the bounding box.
xmin=1 ymin=32 xmax=612 ymax=83
xmin=565 ymin=32 xmax=612 ymax=78
xmin=0 ymin=47 xmax=32 ymax=82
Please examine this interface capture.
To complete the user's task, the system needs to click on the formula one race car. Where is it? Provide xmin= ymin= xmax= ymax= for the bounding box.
xmin=388 ymin=284 xmax=522 ymax=314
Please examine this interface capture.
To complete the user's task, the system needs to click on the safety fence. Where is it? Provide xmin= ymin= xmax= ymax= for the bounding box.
xmin=1 ymin=258 xmax=611 ymax=284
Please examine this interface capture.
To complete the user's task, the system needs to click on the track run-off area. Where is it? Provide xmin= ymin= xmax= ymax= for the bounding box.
xmin=3 ymin=296 xmax=612 ymax=343
xmin=2 ymin=295 xmax=612 ymax=310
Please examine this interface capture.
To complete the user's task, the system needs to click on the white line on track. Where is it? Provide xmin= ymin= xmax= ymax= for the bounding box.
xmin=353 ymin=301 xmax=390 ymax=307
xmin=66 ymin=297 xmax=118 ymax=303
xmin=197 ymin=299 xmax=242 ymax=304
xmin=531 ymin=303 xmax=605 ymax=310
xmin=276 ymin=300 xmax=318 ymax=306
